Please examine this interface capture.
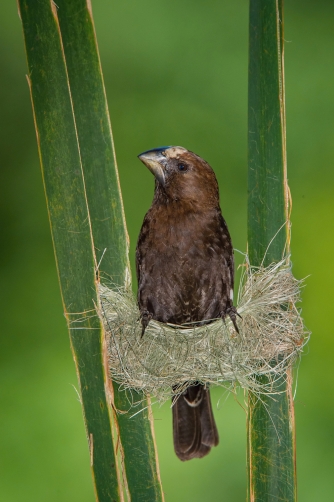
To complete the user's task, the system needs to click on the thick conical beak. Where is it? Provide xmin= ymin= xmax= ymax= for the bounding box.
xmin=138 ymin=146 xmax=171 ymax=186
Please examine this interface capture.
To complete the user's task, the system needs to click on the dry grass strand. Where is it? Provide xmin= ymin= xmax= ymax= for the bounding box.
xmin=99 ymin=256 xmax=309 ymax=404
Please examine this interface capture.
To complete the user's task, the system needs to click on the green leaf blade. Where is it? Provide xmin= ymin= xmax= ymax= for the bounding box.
xmin=248 ymin=0 xmax=287 ymax=267
xmin=55 ymin=0 xmax=129 ymax=283
xmin=114 ymin=391 xmax=164 ymax=502
xmin=19 ymin=1 xmax=121 ymax=500
xmin=54 ymin=1 xmax=164 ymax=500
xmin=247 ymin=1 xmax=297 ymax=501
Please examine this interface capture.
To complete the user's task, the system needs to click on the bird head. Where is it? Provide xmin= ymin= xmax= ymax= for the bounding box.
xmin=138 ymin=146 xmax=220 ymax=208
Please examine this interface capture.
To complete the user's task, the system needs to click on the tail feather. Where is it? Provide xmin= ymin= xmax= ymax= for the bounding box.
xmin=199 ymin=388 xmax=219 ymax=447
xmin=172 ymin=384 xmax=219 ymax=461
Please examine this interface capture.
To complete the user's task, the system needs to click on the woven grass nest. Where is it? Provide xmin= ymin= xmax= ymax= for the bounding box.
xmin=99 ymin=256 xmax=309 ymax=404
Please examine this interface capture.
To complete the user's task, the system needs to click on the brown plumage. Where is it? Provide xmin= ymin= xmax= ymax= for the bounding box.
xmin=136 ymin=146 xmax=238 ymax=461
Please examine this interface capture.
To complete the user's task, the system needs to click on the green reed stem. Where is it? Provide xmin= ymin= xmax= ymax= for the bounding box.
xmin=247 ymin=1 xmax=297 ymax=500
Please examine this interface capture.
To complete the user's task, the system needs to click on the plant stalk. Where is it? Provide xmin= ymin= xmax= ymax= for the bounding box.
xmin=55 ymin=2 xmax=164 ymax=499
xmin=19 ymin=0 xmax=164 ymax=499
xmin=247 ymin=0 xmax=297 ymax=500
xmin=19 ymin=1 xmax=122 ymax=499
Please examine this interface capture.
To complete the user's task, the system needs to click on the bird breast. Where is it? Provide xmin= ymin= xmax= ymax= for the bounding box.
xmin=136 ymin=204 xmax=232 ymax=325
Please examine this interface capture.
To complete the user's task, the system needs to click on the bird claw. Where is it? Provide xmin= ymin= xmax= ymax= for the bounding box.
xmin=221 ymin=306 xmax=241 ymax=334
xmin=140 ymin=310 xmax=152 ymax=337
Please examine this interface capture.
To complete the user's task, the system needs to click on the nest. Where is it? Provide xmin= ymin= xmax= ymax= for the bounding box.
xmin=99 ymin=256 xmax=309 ymax=404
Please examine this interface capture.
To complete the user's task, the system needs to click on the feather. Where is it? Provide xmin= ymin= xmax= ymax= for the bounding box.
xmin=136 ymin=146 xmax=236 ymax=460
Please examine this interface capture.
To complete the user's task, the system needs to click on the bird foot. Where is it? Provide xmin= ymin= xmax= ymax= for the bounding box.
xmin=140 ymin=310 xmax=152 ymax=337
xmin=221 ymin=306 xmax=241 ymax=334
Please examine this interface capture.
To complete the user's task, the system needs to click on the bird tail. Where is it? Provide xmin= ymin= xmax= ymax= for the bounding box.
xmin=172 ymin=384 xmax=219 ymax=461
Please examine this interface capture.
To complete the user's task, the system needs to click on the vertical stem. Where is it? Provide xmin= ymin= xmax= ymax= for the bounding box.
xmin=54 ymin=1 xmax=164 ymax=499
xmin=19 ymin=1 xmax=121 ymax=500
xmin=247 ymin=1 xmax=297 ymax=500
xmin=19 ymin=0 xmax=164 ymax=499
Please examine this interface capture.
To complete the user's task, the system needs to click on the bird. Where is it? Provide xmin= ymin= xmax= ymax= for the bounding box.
xmin=136 ymin=145 xmax=239 ymax=461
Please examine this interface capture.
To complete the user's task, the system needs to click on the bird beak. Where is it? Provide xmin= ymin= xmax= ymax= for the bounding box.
xmin=138 ymin=147 xmax=170 ymax=186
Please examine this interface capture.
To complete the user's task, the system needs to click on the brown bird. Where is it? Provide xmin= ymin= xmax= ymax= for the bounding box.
xmin=136 ymin=146 xmax=238 ymax=461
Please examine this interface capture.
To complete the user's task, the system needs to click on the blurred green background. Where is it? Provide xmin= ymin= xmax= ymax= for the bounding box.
xmin=1 ymin=0 xmax=333 ymax=500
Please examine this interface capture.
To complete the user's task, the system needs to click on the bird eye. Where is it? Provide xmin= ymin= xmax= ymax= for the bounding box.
xmin=178 ymin=163 xmax=187 ymax=172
